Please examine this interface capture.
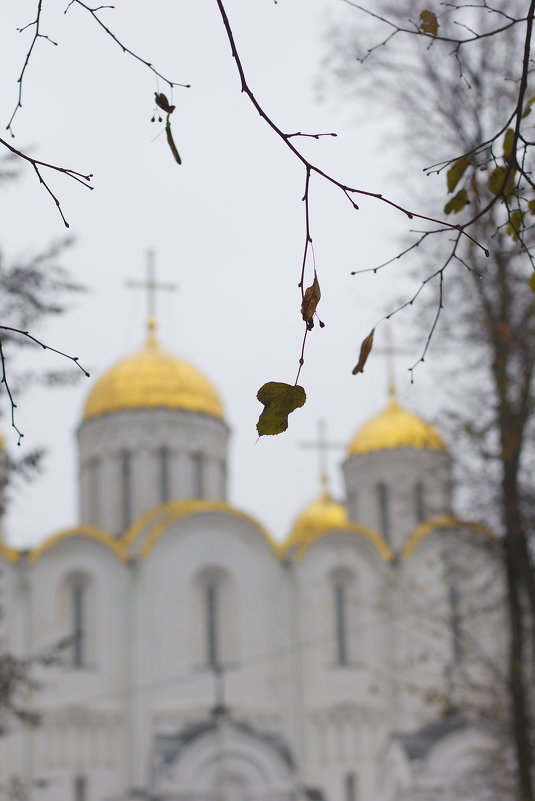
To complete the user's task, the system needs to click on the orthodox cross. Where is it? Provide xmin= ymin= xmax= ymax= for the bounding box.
xmin=300 ymin=419 xmax=344 ymax=490
xmin=374 ymin=322 xmax=413 ymax=397
xmin=126 ymin=249 xmax=178 ymax=326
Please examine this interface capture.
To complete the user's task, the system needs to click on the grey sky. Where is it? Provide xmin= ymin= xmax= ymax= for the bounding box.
xmin=1 ymin=0 xmax=437 ymax=545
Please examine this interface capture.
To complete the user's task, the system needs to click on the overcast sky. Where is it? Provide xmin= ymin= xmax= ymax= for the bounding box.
xmin=0 ymin=0 xmax=441 ymax=546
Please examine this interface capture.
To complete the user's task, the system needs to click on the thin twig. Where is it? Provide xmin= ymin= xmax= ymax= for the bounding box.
xmin=64 ymin=0 xmax=190 ymax=89
xmin=0 ymin=137 xmax=92 ymax=227
xmin=0 ymin=326 xmax=90 ymax=445
xmin=7 ymin=0 xmax=58 ymax=137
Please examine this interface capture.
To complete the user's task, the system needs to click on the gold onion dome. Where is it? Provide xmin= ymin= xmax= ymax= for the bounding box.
xmin=285 ymin=477 xmax=348 ymax=551
xmin=82 ymin=317 xmax=224 ymax=422
xmin=348 ymin=388 xmax=444 ymax=456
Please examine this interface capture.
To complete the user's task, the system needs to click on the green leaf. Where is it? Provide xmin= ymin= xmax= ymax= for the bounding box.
xmin=419 ymin=9 xmax=439 ymax=36
xmin=446 ymin=155 xmax=470 ymax=194
xmin=444 ymin=189 xmax=469 ymax=215
xmin=487 ymin=166 xmax=516 ymax=198
xmin=256 ymin=382 xmax=306 ymax=436
xmin=503 ymin=128 xmax=515 ymax=162
xmin=529 ymin=273 xmax=535 ymax=293
xmin=528 ymin=199 xmax=535 ymax=216
xmin=506 ymin=210 xmax=524 ymax=241
xmin=352 ymin=328 xmax=375 ymax=374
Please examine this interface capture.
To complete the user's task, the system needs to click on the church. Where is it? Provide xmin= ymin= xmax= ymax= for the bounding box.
xmin=0 ymin=294 xmax=504 ymax=801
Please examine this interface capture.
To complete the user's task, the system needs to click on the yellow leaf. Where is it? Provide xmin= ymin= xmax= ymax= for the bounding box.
xmin=301 ymin=275 xmax=321 ymax=328
xmin=352 ymin=328 xmax=375 ymax=375
xmin=503 ymin=129 xmax=515 ymax=162
xmin=529 ymin=273 xmax=535 ymax=292
xmin=444 ymin=189 xmax=469 ymax=215
xmin=256 ymin=382 xmax=306 ymax=436
xmin=522 ymin=97 xmax=535 ymax=118
xmin=419 ymin=9 xmax=439 ymax=36
xmin=506 ymin=210 xmax=524 ymax=241
xmin=446 ymin=155 xmax=470 ymax=194
xmin=487 ymin=166 xmax=516 ymax=198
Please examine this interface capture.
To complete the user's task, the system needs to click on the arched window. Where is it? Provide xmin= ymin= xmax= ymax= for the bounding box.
xmin=377 ymin=482 xmax=390 ymax=543
xmin=332 ymin=569 xmax=355 ymax=666
xmin=74 ymin=776 xmax=87 ymax=801
xmin=205 ymin=580 xmax=219 ymax=668
xmin=345 ymin=772 xmax=357 ymax=801
xmin=159 ymin=446 xmax=170 ymax=503
xmin=191 ymin=452 xmax=204 ymax=498
xmin=87 ymin=458 xmax=100 ymax=524
xmin=414 ymin=481 xmax=425 ymax=523
xmin=194 ymin=567 xmax=235 ymax=668
xmin=63 ymin=572 xmax=94 ymax=669
xmin=121 ymin=449 xmax=132 ymax=529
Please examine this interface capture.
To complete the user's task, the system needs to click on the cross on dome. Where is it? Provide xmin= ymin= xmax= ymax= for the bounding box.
xmin=374 ymin=322 xmax=413 ymax=398
xmin=300 ymin=419 xmax=344 ymax=493
xmin=126 ymin=249 xmax=178 ymax=332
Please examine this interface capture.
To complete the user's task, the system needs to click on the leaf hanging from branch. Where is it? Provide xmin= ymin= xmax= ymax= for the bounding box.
xmin=419 ymin=10 xmax=439 ymax=36
xmin=352 ymin=328 xmax=375 ymax=375
xmin=300 ymin=274 xmax=321 ymax=330
xmin=256 ymin=382 xmax=306 ymax=436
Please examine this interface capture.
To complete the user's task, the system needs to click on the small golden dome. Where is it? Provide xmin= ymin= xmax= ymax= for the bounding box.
xmin=285 ymin=479 xmax=348 ymax=552
xmin=82 ymin=319 xmax=224 ymax=422
xmin=348 ymin=390 xmax=444 ymax=456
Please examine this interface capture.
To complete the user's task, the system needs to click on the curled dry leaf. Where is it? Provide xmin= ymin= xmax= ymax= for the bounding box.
xmin=352 ymin=328 xmax=375 ymax=375
xmin=155 ymin=92 xmax=175 ymax=115
xmin=301 ymin=275 xmax=321 ymax=329
xmin=166 ymin=121 xmax=182 ymax=165
xmin=256 ymin=382 xmax=306 ymax=436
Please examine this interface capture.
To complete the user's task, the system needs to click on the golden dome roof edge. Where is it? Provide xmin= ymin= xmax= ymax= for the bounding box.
xmin=81 ymin=325 xmax=225 ymax=422
xmin=347 ymin=392 xmax=445 ymax=457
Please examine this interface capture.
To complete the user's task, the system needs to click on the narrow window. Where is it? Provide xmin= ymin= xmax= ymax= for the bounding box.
xmin=74 ymin=776 xmax=87 ymax=801
xmin=72 ymin=581 xmax=85 ymax=668
xmin=415 ymin=481 xmax=425 ymax=523
xmin=192 ymin=452 xmax=204 ymax=498
xmin=377 ymin=482 xmax=390 ymax=543
xmin=449 ymin=584 xmax=462 ymax=662
xmin=159 ymin=446 xmax=170 ymax=503
xmin=121 ymin=449 xmax=132 ymax=529
xmin=334 ymin=581 xmax=348 ymax=666
xmin=88 ymin=458 xmax=99 ymax=523
xmin=205 ymin=582 xmax=219 ymax=668
xmin=345 ymin=773 xmax=357 ymax=801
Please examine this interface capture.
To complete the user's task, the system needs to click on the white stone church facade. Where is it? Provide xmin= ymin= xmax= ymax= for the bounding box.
xmin=0 ymin=316 xmax=503 ymax=801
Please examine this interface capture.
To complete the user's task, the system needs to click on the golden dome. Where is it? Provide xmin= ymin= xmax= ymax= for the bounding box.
xmin=348 ymin=391 xmax=444 ymax=456
xmin=285 ymin=479 xmax=348 ymax=552
xmin=82 ymin=319 xmax=224 ymax=422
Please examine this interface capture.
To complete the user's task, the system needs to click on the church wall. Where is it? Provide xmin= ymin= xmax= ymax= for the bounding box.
xmin=78 ymin=409 xmax=229 ymax=534
xmin=130 ymin=512 xmax=294 ymax=790
xmin=343 ymin=449 xmax=453 ymax=552
xmin=292 ymin=535 xmax=393 ymax=801
xmin=1 ymin=540 xmax=130 ymax=800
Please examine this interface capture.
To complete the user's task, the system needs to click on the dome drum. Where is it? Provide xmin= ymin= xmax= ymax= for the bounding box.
xmin=78 ymin=322 xmax=229 ymax=535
